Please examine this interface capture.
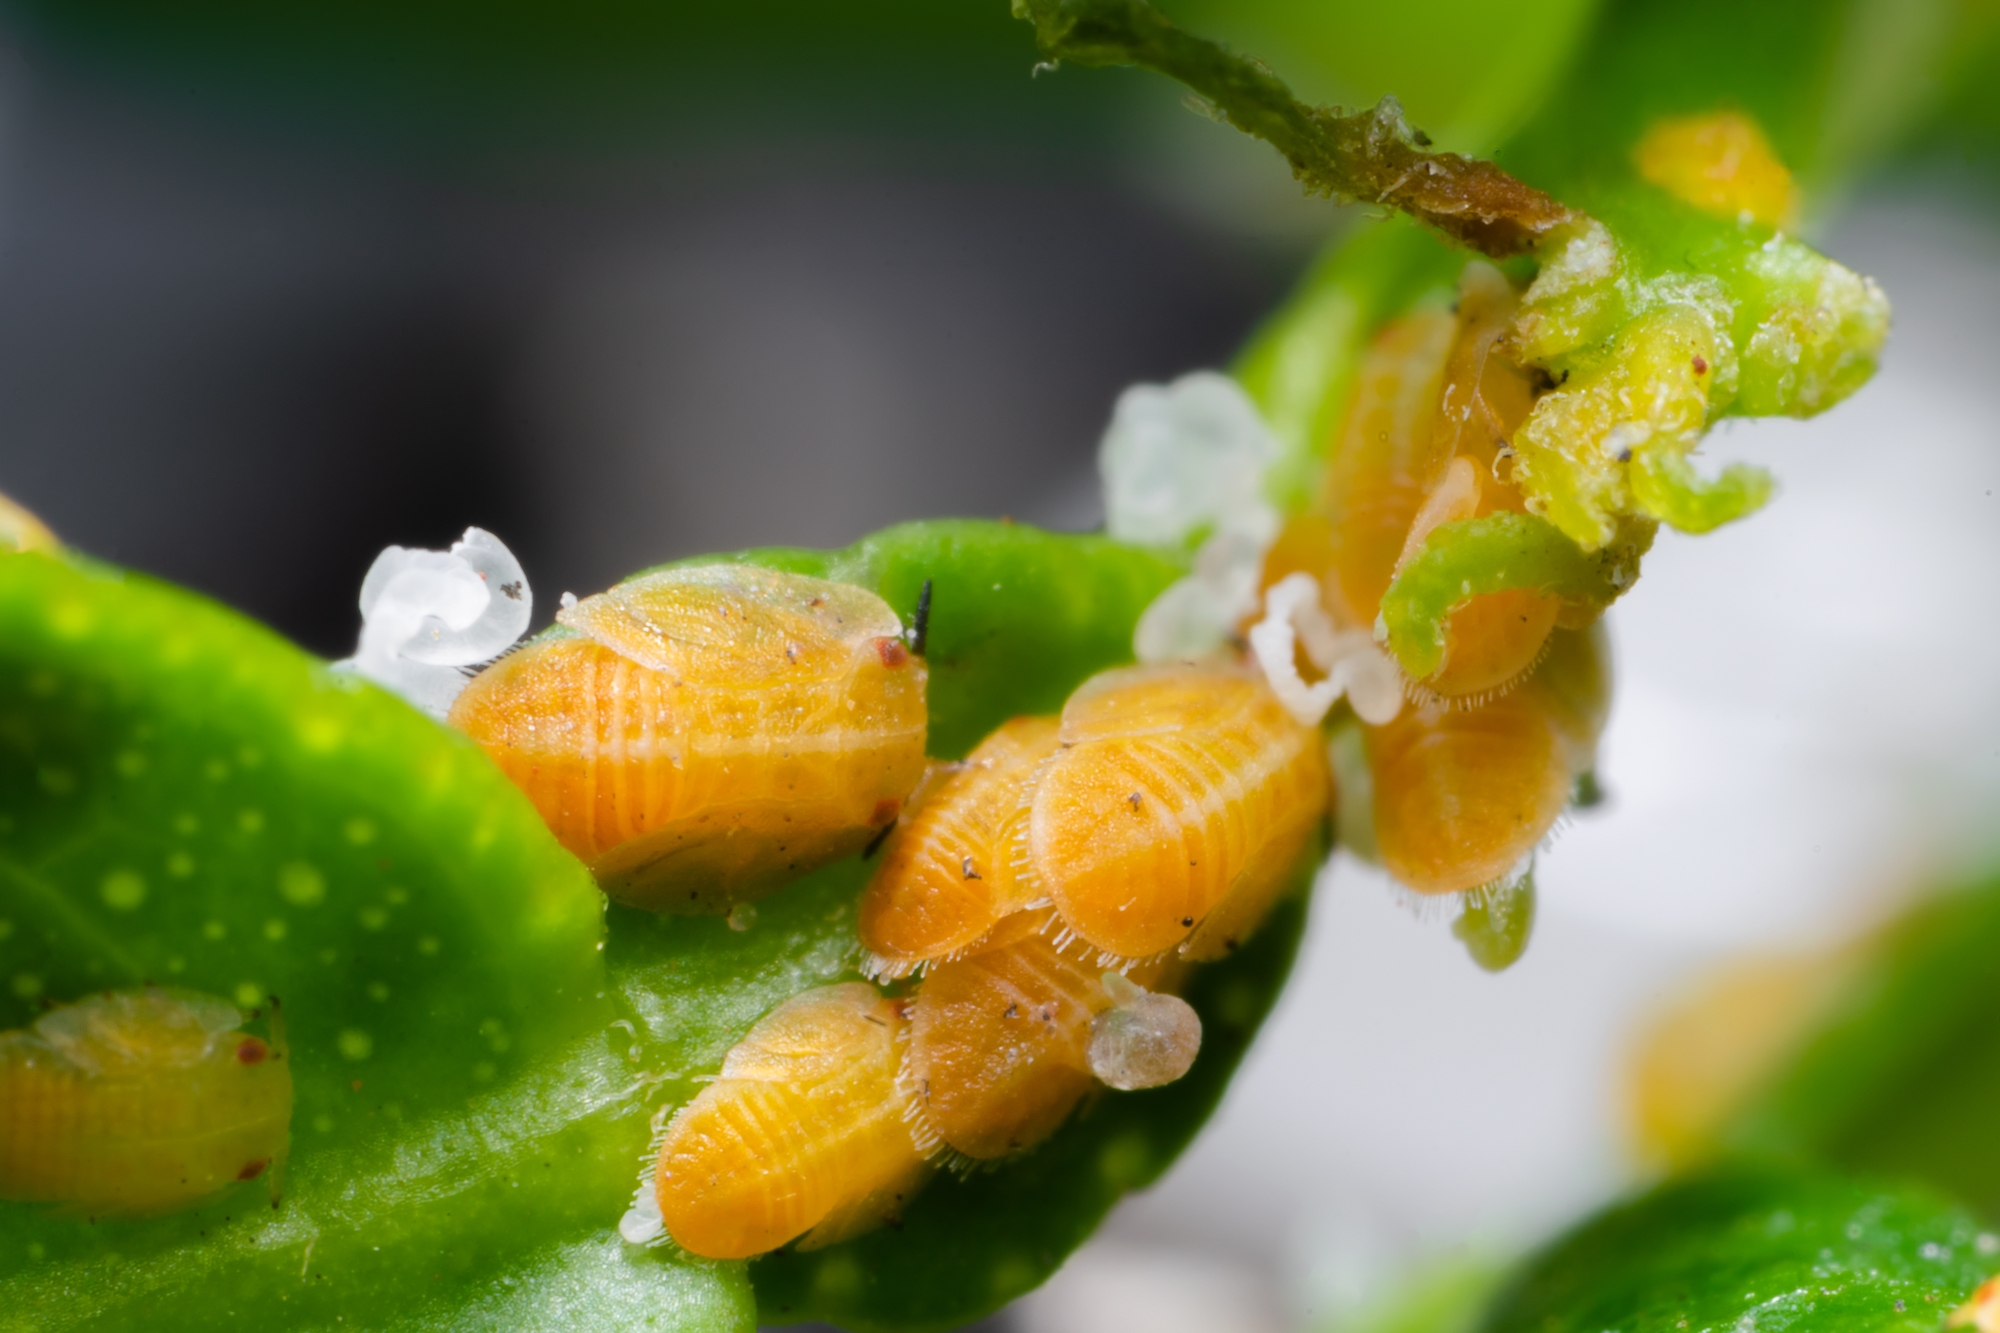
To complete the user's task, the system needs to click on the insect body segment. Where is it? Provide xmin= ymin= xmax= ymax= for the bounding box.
xmin=1030 ymin=661 xmax=1328 ymax=962
xmin=1320 ymin=264 xmax=1557 ymax=704
xmin=652 ymin=983 xmax=929 ymax=1259
xmin=859 ymin=716 xmax=1061 ymax=979
xmin=905 ymin=933 xmax=1192 ymax=1163
xmin=1253 ymin=263 xmax=1618 ymax=909
xmin=644 ymin=652 xmax=1310 ymax=1258
xmin=0 ymin=987 xmax=291 ymax=1217
xmin=1368 ymin=625 xmax=1608 ymax=896
xmin=450 ymin=564 xmax=928 ymax=913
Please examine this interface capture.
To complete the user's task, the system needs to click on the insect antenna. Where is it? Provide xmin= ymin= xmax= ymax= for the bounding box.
xmin=907 ymin=578 xmax=934 ymax=658
xmin=862 ymin=822 xmax=897 ymax=859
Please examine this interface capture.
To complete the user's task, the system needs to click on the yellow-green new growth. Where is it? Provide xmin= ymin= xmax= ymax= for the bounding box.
xmin=1508 ymin=214 xmax=1889 ymax=551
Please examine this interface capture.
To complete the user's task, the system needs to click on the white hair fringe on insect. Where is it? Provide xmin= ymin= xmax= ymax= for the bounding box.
xmin=331 ymin=527 xmax=534 ymax=717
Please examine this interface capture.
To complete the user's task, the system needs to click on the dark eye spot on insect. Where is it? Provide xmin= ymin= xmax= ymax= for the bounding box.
xmin=499 ymin=580 xmax=524 ymax=601
xmin=875 ymin=637 xmax=910 ymax=669
xmin=1616 ymin=448 xmax=1633 ymax=463
xmin=1181 ymin=917 xmax=1194 ymax=927
xmin=236 ymin=1037 xmax=268 ymax=1065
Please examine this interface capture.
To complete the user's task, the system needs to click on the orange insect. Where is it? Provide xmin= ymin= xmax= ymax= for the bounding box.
xmin=647 ymin=983 xmax=931 ymax=1259
xmin=1317 ymin=264 xmax=1555 ymax=703
xmin=1368 ymin=625 xmax=1609 ymax=896
xmin=0 ymin=987 xmax=291 ymax=1216
xmin=1028 ymin=660 xmax=1329 ymax=962
xmin=858 ymin=715 xmax=1061 ymax=979
xmin=450 ymin=564 xmax=929 ymax=912
xmin=1950 ymin=1277 xmax=2000 ymax=1332
xmin=905 ymin=928 xmax=1198 ymax=1162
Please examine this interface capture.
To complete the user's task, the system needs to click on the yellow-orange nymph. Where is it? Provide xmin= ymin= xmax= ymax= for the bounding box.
xmin=905 ymin=928 xmax=1193 ymax=1162
xmin=858 ymin=715 xmax=1061 ymax=979
xmin=1367 ymin=626 xmax=1608 ymax=895
xmin=1319 ymin=266 xmax=1556 ymax=703
xmin=0 ymin=987 xmax=291 ymax=1217
xmin=1028 ymin=661 xmax=1328 ymax=962
xmin=450 ymin=564 xmax=928 ymax=912
xmin=652 ymin=983 xmax=931 ymax=1259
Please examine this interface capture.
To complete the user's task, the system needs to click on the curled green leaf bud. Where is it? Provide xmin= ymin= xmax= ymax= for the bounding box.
xmin=1375 ymin=512 xmax=1650 ymax=682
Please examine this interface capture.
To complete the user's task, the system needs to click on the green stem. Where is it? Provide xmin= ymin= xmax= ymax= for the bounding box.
xmin=1010 ymin=0 xmax=1579 ymax=257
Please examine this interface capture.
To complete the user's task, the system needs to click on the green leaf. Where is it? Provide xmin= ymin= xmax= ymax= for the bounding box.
xmin=0 ymin=549 xmax=743 ymax=1329
xmin=1315 ymin=1252 xmax=1503 ymax=1333
xmin=0 ymin=520 xmax=1306 ymax=1330
xmin=1479 ymin=1166 xmax=1994 ymax=1333
xmin=1628 ymin=443 xmax=1775 ymax=534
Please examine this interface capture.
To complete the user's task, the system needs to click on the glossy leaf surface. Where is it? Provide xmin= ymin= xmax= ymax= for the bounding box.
xmin=0 ymin=548 xmax=718 ymax=1330
xmin=1480 ymin=1167 xmax=1994 ymax=1333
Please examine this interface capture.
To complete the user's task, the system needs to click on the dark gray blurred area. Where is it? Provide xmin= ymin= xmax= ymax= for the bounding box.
xmin=0 ymin=52 xmax=1292 ymax=657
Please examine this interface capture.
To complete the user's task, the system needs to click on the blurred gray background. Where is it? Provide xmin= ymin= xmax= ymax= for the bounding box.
xmin=0 ymin=50 xmax=1287 ymax=658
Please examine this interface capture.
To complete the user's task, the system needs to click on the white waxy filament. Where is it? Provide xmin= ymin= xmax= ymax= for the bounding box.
xmin=1101 ymin=371 xmax=1284 ymax=664
xmin=1248 ymin=572 xmax=1402 ymax=727
xmin=619 ymin=1172 xmax=666 ymax=1246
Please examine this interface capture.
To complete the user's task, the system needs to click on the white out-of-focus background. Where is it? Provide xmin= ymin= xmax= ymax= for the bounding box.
xmin=0 ymin=3 xmax=1996 ymax=1329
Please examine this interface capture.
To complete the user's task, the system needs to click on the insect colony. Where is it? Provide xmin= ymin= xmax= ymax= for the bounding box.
xmin=0 ymin=106 xmax=1878 ymax=1266
xmin=440 ymin=264 xmax=1618 ymax=1257
xmin=0 ymin=277 xmax=1608 ymax=1248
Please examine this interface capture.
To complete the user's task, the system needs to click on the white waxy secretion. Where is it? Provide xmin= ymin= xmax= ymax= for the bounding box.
xmin=1087 ymin=973 xmax=1202 ymax=1092
xmin=619 ymin=1172 xmax=666 ymax=1246
xmin=1100 ymin=371 xmax=1285 ymax=663
xmin=1249 ymin=572 xmax=1403 ymax=727
xmin=333 ymin=527 xmax=532 ymax=717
